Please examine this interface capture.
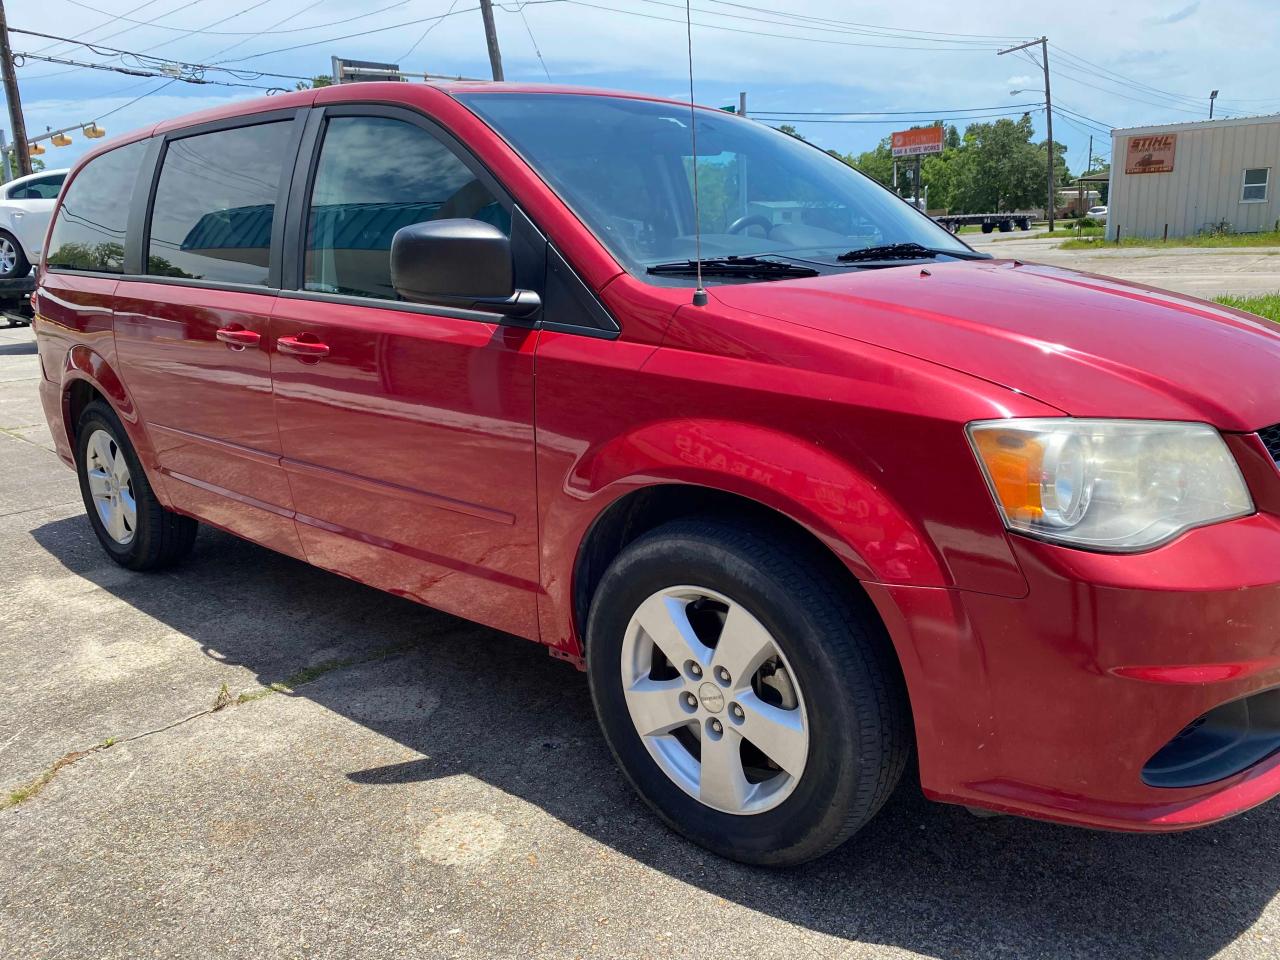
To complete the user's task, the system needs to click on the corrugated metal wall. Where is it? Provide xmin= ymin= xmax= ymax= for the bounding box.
xmin=1107 ymin=116 xmax=1280 ymax=239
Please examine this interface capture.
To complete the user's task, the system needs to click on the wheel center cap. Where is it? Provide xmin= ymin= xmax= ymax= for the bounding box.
xmin=697 ymin=681 xmax=724 ymax=713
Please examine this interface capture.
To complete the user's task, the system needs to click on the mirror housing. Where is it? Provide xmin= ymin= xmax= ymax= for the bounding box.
xmin=391 ymin=218 xmax=537 ymax=319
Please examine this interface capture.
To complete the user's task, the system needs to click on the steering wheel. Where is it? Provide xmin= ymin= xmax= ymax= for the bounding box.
xmin=726 ymin=215 xmax=774 ymax=236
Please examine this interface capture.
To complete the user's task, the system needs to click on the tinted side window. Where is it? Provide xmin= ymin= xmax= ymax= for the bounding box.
xmin=147 ymin=122 xmax=292 ymax=285
xmin=304 ymin=115 xmax=509 ymax=300
xmin=10 ymin=174 xmax=66 ymax=200
xmin=46 ymin=142 xmax=145 ymax=273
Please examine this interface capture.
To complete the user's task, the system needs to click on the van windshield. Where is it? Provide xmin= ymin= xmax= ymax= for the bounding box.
xmin=456 ymin=92 xmax=972 ymax=281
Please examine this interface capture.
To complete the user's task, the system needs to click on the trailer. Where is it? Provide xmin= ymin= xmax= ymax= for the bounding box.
xmin=0 ymin=275 xmax=35 ymax=327
xmin=934 ymin=213 xmax=1035 ymax=234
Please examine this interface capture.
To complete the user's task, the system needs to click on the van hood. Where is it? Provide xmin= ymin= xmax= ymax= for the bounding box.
xmin=710 ymin=259 xmax=1280 ymax=432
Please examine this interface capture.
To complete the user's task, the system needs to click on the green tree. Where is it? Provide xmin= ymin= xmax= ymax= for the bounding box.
xmin=295 ymin=75 xmax=334 ymax=91
xmin=949 ymin=113 xmax=1065 ymax=213
xmin=4 ymin=153 xmax=45 ymax=180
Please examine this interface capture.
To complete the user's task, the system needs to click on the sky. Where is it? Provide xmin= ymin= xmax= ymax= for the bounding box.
xmin=5 ymin=0 xmax=1280 ymax=176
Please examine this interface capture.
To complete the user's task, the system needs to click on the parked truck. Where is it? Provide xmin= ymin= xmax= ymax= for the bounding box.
xmin=933 ymin=212 xmax=1035 ymax=234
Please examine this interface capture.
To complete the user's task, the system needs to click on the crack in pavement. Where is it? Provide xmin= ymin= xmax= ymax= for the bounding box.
xmin=1 ymin=638 xmax=423 ymax=812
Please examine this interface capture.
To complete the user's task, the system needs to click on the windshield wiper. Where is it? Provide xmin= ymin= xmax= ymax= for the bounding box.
xmin=837 ymin=242 xmax=990 ymax=263
xmin=646 ymin=256 xmax=819 ymax=279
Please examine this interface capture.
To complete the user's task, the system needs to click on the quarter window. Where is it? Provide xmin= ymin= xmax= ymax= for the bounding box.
xmin=8 ymin=173 xmax=66 ymax=200
xmin=1242 ymin=168 xmax=1269 ymax=203
xmin=304 ymin=115 xmax=509 ymax=301
xmin=147 ymin=122 xmax=293 ymax=285
xmin=45 ymin=141 xmax=146 ymax=273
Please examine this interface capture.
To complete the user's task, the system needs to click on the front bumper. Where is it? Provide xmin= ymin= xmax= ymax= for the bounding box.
xmin=868 ymin=510 xmax=1280 ymax=832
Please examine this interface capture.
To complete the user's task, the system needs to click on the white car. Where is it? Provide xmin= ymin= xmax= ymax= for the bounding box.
xmin=1087 ymin=204 xmax=1108 ymax=224
xmin=0 ymin=168 xmax=69 ymax=279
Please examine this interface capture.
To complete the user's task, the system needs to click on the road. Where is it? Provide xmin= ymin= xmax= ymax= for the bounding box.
xmin=3 ymin=269 xmax=1280 ymax=960
xmin=966 ymin=231 xmax=1280 ymax=298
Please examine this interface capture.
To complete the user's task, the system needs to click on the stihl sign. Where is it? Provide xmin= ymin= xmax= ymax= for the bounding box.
xmin=1125 ymin=134 xmax=1177 ymax=174
xmin=891 ymin=127 xmax=945 ymax=157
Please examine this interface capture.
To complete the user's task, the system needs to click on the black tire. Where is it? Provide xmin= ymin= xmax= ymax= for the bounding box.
xmin=586 ymin=518 xmax=911 ymax=866
xmin=0 ymin=229 xmax=30 ymax=279
xmin=998 ymin=220 xmax=1013 ymax=232
xmin=75 ymin=400 xmax=197 ymax=570
xmin=980 ymin=222 xmax=994 ymax=234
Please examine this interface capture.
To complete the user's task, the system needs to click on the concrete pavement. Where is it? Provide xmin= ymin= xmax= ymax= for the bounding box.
xmin=3 ymin=287 xmax=1280 ymax=960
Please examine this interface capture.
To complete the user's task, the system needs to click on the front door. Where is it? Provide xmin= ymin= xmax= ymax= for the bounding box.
xmin=269 ymin=108 xmax=541 ymax=638
xmin=113 ymin=115 xmax=306 ymax=558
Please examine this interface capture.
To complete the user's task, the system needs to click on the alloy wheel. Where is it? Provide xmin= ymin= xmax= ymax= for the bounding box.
xmin=84 ymin=428 xmax=137 ymax=545
xmin=0 ymin=237 xmax=15 ymax=274
xmin=620 ymin=585 xmax=810 ymax=815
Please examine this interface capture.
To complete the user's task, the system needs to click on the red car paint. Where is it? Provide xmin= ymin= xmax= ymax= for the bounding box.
xmin=33 ymin=82 xmax=1280 ymax=833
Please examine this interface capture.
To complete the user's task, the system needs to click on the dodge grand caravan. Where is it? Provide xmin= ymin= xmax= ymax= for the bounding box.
xmin=33 ymin=82 xmax=1280 ymax=866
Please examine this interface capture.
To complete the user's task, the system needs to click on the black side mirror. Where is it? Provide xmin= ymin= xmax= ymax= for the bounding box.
xmin=390 ymin=218 xmax=539 ymax=320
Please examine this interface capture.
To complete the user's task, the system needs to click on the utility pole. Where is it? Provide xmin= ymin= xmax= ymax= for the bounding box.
xmin=999 ymin=36 xmax=1055 ymax=231
xmin=0 ymin=0 xmax=30 ymax=177
xmin=478 ymin=0 xmax=504 ymax=81
xmin=738 ymin=91 xmax=747 ymax=118
xmin=1209 ymin=89 xmax=1218 ymax=119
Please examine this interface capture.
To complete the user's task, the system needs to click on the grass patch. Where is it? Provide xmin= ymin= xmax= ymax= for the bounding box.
xmin=1061 ymin=229 xmax=1280 ymax=251
xmin=1214 ymin=293 xmax=1280 ymax=323
xmin=3 ymin=748 xmax=97 ymax=810
xmin=994 ymin=226 xmax=1102 ymax=241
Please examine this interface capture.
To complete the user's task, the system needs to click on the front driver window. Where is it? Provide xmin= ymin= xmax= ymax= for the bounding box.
xmin=304 ymin=115 xmax=510 ymax=301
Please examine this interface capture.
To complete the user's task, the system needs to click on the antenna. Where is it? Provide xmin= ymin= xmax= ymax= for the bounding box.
xmin=684 ymin=0 xmax=707 ymax=307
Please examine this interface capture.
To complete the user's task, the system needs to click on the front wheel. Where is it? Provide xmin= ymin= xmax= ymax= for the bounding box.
xmin=586 ymin=519 xmax=911 ymax=866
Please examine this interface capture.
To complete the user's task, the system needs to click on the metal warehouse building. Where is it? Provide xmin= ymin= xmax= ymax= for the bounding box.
xmin=1106 ymin=113 xmax=1280 ymax=240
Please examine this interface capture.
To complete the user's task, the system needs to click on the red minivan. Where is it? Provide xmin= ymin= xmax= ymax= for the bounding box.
xmin=33 ymin=82 xmax=1280 ymax=865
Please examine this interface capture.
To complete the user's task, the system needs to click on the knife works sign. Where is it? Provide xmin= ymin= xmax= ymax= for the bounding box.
xmin=891 ymin=127 xmax=945 ymax=157
xmin=1125 ymin=134 xmax=1177 ymax=174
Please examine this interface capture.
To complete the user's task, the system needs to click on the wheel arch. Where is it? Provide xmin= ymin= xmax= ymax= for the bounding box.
xmin=60 ymin=347 xmax=169 ymax=506
xmin=572 ymin=483 xmax=885 ymax=648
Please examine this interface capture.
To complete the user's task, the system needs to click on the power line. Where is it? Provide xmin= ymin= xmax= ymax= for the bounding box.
xmin=213 ymin=2 xmax=489 ymax=63
xmin=55 ymin=0 xmax=417 ymax=37
xmin=752 ymin=102 xmax=1044 ymax=116
xmin=626 ymin=0 xmax=1013 ymax=46
xmin=515 ymin=2 xmax=552 ymax=81
xmin=1052 ymin=44 xmax=1280 ymax=110
xmin=759 ymin=109 xmax=1042 ymax=125
xmin=691 ymin=0 xmax=1029 ymax=41
xmin=1052 ymin=101 xmax=1114 ymax=133
xmin=13 ymin=50 xmax=290 ymax=89
xmin=21 ymin=0 xmax=207 ymax=77
xmin=28 ymin=0 xmax=174 ymax=56
xmin=399 ymin=0 xmax=466 ymax=62
xmin=10 ymin=28 xmax=311 ymax=81
xmin=558 ymin=0 xmax=1009 ymax=51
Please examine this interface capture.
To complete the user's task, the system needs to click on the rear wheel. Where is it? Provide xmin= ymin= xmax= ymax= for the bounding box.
xmin=586 ymin=519 xmax=910 ymax=866
xmin=0 ymin=230 xmax=29 ymax=279
xmin=75 ymin=400 xmax=197 ymax=570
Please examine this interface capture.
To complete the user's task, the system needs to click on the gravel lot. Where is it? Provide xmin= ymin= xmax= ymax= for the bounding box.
xmin=3 ymin=246 xmax=1280 ymax=960
xmin=967 ymin=232 xmax=1280 ymax=298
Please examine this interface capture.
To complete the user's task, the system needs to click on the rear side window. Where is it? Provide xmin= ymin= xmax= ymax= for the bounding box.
xmin=304 ymin=115 xmax=509 ymax=300
xmin=46 ymin=142 xmax=146 ymax=273
xmin=147 ymin=122 xmax=292 ymax=285
xmin=9 ymin=173 xmax=65 ymax=200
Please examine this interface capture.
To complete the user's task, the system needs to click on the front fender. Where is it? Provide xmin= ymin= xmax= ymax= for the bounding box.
xmin=573 ymin=418 xmax=946 ymax=587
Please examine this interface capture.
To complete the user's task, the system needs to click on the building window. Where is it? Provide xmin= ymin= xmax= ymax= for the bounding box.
xmin=1242 ymin=168 xmax=1269 ymax=203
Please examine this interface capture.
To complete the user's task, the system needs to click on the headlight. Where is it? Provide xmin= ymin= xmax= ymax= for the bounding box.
xmin=967 ymin=419 xmax=1253 ymax=552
